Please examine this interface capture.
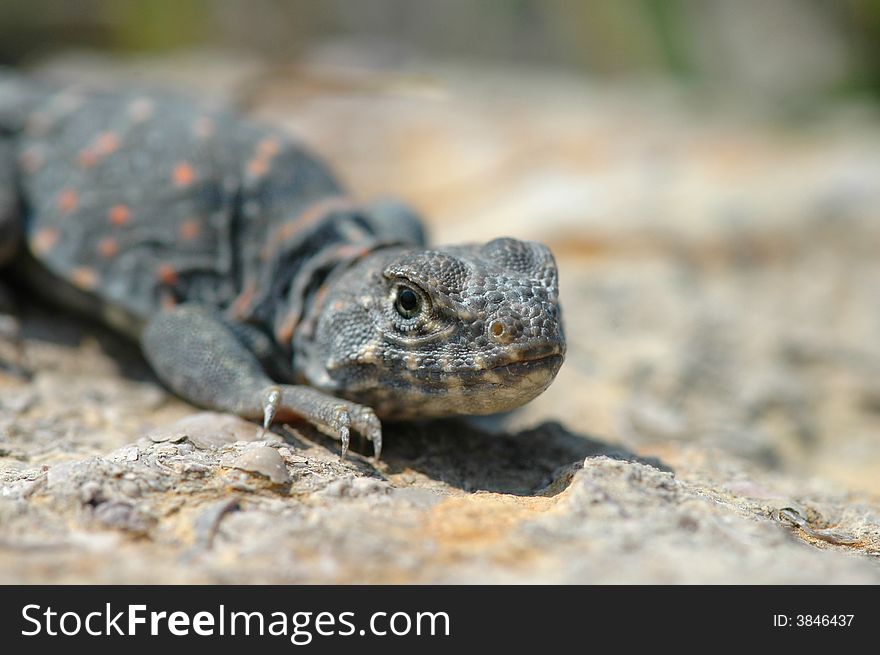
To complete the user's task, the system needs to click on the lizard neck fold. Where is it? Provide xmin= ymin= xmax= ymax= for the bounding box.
xmin=226 ymin=199 xmax=413 ymax=366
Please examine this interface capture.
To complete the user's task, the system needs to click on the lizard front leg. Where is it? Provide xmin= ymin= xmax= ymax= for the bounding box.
xmin=141 ymin=304 xmax=381 ymax=458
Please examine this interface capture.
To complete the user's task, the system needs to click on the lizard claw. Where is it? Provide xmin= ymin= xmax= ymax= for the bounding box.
xmin=349 ymin=406 xmax=382 ymax=460
xmin=260 ymin=386 xmax=282 ymax=437
xmin=372 ymin=430 xmax=382 ymax=461
xmin=327 ymin=406 xmax=352 ymax=460
xmin=363 ymin=415 xmax=383 ymax=460
xmin=339 ymin=425 xmax=350 ymax=460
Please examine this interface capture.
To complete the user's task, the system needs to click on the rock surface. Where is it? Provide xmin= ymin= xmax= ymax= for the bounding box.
xmin=1 ymin=47 xmax=879 ymax=583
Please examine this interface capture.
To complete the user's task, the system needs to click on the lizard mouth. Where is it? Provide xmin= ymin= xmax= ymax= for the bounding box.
xmin=361 ymin=350 xmax=564 ymax=420
xmin=443 ymin=350 xmax=564 ymax=417
xmin=487 ymin=353 xmax=564 ymax=374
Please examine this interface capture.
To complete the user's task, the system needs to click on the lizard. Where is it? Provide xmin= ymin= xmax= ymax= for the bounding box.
xmin=0 ymin=70 xmax=565 ymax=459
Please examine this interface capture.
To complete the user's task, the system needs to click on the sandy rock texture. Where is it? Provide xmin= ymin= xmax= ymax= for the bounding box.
xmin=1 ymin=47 xmax=879 ymax=583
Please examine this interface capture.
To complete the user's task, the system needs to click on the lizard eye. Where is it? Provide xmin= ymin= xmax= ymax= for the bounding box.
xmin=394 ymin=286 xmax=421 ymax=319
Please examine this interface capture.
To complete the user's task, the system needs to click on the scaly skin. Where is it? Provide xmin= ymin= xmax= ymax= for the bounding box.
xmin=0 ymin=71 xmax=565 ymax=458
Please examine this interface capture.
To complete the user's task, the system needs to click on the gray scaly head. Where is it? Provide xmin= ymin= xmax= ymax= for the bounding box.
xmin=293 ymin=237 xmax=566 ymax=419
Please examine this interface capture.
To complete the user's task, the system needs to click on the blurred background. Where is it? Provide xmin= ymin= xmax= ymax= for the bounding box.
xmin=3 ymin=0 xmax=880 ymax=105
xmin=2 ymin=1 xmax=880 ymax=101
xmin=2 ymin=1 xmax=879 ymax=495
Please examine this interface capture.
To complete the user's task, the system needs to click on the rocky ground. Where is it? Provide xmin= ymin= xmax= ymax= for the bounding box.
xmin=1 ymin=46 xmax=879 ymax=583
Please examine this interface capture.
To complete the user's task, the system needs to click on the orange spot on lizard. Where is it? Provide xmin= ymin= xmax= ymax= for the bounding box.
xmin=31 ymin=228 xmax=59 ymax=255
xmin=94 ymin=132 xmax=120 ymax=156
xmin=156 ymin=263 xmax=180 ymax=286
xmin=172 ymin=162 xmax=196 ymax=188
xmin=108 ymin=204 xmax=131 ymax=226
xmin=178 ymin=220 xmax=201 ymax=240
xmin=57 ymin=188 xmax=79 ymax=214
xmin=71 ymin=267 xmax=98 ymax=290
xmin=97 ymin=237 xmax=119 ymax=258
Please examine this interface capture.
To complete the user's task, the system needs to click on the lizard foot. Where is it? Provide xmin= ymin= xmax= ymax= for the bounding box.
xmin=260 ymin=385 xmax=382 ymax=460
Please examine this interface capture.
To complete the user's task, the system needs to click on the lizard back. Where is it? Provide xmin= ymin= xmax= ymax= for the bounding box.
xmin=6 ymin=78 xmax=386 ymax=340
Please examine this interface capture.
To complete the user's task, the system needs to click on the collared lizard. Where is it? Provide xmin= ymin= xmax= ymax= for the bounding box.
xmin=0 ymin=71 xmax=565 ymax=458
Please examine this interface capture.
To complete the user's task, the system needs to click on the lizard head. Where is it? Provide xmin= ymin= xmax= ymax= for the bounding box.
xmin=297 ymin=237 xmax=565 ymax=419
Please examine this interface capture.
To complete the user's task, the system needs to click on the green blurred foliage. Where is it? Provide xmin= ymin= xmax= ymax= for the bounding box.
xmin=0 ymin=0 xmax=878 ymax=102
